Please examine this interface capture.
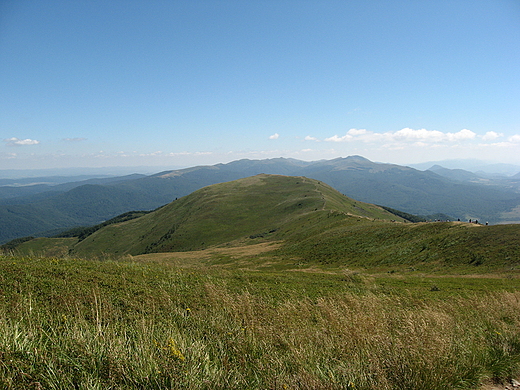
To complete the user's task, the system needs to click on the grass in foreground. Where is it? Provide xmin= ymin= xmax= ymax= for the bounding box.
xmin=1 ymin=254 xmax=520 ymax=389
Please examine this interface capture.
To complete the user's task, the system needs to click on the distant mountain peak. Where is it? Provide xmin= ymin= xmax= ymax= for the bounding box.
xmin=428 ymin=165 xmax=445 ymax=171
xmin=345 ymin=155 xmax=371 ymax=162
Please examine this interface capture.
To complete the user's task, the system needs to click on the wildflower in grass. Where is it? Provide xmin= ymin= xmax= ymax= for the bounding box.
xmin=166 ymin=338 xmax=185 ymax=362
xmin=154 ymin=338 xmax=185 ymax=362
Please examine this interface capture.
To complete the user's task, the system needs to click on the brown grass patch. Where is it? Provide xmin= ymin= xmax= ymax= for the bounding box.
xmin=131 ymin=241 xmax=282 ymax=266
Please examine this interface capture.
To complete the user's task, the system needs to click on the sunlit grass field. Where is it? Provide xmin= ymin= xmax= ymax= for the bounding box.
xmin=1 ymin=251 xmax=520 ymax=389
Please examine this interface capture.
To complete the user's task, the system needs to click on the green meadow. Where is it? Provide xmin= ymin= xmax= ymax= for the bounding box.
xmin=1 ymin=250 xmax=520 ymax=390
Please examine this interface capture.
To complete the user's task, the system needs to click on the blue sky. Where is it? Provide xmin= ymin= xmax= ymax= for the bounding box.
xmin=1 ymin=0 xmax=519 ymax=170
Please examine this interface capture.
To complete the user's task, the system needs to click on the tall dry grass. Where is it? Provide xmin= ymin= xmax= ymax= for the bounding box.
xmin=1 ymin=257 xmax=520 ymax=389
xmin=201 ymin=283 xmax=520 ymax=389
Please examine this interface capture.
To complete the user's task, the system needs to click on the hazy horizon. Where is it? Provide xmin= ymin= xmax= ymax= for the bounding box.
xmin=1 ymin=155 xmax=520 ymax=180
xmin=2 ymin=1 xmax=519 ymax=170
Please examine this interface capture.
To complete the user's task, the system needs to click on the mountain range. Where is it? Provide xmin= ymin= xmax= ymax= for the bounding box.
xmin=1 ymin=155 xmax=520 ymax=244
xmin=409 ymin=159 xmax=520 ymax=176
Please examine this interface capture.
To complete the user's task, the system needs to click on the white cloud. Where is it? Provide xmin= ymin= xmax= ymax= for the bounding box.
xmin=63 ymin=137 xmax=87 ymax=142
xmin=391 ymin=128 xmax=476 ymax=142
xmin=325 ymin=129 xmax=370 ymax=142
xmin=324 ymin=128 xmax=478 ymax=144
xmin=481 ymin=131 xmax=503 ymax=141
xmin=325 ymin=134 xmax=352 ymax=142
xmin=3 ymin=137 xmax=40 ymax=146
xmin=392 ymin=128 xmax=443 ymax=141
xmin=304 ymin=135 xmax=319 ymax=141
xmin=346 ymin=128 xmax=368 ymax=136
xmin=269 ymin=133 xmax=279 ymax=140
xmin=487 ymin=142 xmax=510 ymax=147
xmin=448 ymin=129 xmax=476 ymax=141
xmin=509 ymin=134 xmax=520 ymax=143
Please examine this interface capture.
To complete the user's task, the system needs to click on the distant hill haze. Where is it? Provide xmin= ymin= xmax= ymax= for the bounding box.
xmin=1 ymin=156 xmax=520 ymax=244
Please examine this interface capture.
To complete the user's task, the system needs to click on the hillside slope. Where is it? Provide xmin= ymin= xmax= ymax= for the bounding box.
xmin=6 ymin=174 xmax=520 ymax=272
xmin=72 ymin=174 xmax=403 ymax=257
xmin=276 ymin=216 xmax=520 ymax=270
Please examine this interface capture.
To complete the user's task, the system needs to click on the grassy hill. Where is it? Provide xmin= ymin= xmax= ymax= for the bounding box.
xmin=7 ymin=174 xmax=520 ymax=276
xmin=277 ymin=217 xmax=520 ymax=271
xmin=71 ymin=174 xmax=404 ymax=257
